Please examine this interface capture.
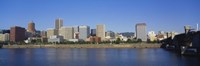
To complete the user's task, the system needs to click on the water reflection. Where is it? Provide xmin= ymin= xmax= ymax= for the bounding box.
xmin=0 ymin=48 xmax=199 ymax=66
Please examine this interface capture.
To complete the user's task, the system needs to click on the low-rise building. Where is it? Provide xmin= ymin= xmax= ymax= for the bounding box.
xmin=48 ymin=35 xmax=63 ymax=43
xmin=89 ymin=36 xmax=101 ymax=44
xmin=148 ymin=31 xmax=157 ymax=41
xmin=68 ymin=39 xmax=79 ymax=42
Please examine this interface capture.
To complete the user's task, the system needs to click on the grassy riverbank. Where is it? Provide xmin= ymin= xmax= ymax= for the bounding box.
xmin=2 ymin=43 xmax=161 ymax=48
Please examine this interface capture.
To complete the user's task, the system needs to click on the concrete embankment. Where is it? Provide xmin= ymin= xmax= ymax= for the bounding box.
xmin=2 ymin=44 xmax=161 ymax=48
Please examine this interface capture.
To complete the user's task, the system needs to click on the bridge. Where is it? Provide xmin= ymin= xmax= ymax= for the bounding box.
xmin=161 ymin=31 xmax=200 ymax=55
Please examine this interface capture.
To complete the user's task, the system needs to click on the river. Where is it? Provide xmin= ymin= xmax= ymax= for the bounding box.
xmin=0 ymin=48 xmax=199 ymax=66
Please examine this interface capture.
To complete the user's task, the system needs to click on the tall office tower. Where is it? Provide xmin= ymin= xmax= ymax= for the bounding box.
xmin=10 ymin=26 xmax=26 ymax=42
xmin=91 ymin=29 xmax=96 ymax=36
xmin=96 ymin=24 xmax=105 ymax=41
xmin=79 ymin=26 xmax=90 ymax=40
xmin=55 ymin=18 xmax=63 ymax=30
xmin=27 ymin=21 xmax=36 ymax=33
xmin=135 ymin=23 xmax=147 ymax=41
xmin=55 ymin=18 xmax=63 ymax=36
xmin=47 ymin=28 xmax=58 ymax=39
xmin=59 ymin=26 xmax=74 ymax=40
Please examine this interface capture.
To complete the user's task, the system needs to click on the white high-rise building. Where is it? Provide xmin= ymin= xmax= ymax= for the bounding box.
xmin=79 ymin=26 xmax=90 ymax=40
xmin=59 ymin=27 xmax=74 ymax=40
xmin=135 ymin=23 xmax=147 ymax=41
xmin=96 ymin=24 xmax=105 ymax=41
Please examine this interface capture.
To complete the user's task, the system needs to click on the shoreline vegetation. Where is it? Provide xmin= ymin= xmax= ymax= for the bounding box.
xmin=2 ymin=43 xmax=161 ymax=48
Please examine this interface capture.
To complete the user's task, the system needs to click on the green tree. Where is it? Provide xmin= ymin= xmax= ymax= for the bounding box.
xmin=137 ymin=38 xmax=142 ymax=43
xmin=115 ymin=38 xmax=121 ymax=44
xmin=126 ymin=39 xmax=132 ymax=43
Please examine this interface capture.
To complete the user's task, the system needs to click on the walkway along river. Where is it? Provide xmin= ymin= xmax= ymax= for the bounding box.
xmin=2 ymin=44 xmax=161 ymax=48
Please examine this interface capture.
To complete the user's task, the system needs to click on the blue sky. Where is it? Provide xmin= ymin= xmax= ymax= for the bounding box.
xmin=0 ymin=0 xmax=200 ymax=33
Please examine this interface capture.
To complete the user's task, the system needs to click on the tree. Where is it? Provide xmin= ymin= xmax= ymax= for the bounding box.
xmin=115 ymin=38 xmax=121 ymax=44
xmin=126 ymin=39 xmax=132 ymax=43
xmin=137 ymin=38 xmax=142 ymax=43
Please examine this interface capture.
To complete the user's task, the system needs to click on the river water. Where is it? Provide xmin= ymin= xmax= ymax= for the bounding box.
xmin=0 ymin=48 xmax=199 ymax=66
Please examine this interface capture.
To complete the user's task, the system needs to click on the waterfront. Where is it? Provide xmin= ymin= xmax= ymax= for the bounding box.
xmin=0 ymin=48 xmax=199 ymax=66
xmin=2 ymin=44 xmax=161 ymax=48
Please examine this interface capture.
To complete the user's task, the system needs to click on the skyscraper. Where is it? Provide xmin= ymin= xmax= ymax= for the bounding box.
xmin=55 ymin=18 xmax=63 ymax=30
xmin=27 ymin=21 xmax=36 ymax=33
xmin=91 ymin=29 xmax=96 ymax=36
xmin=135 ymin=23 xmax=147 ymax=41
xmin=10 ymin=26 xmax=26 ymax=42
xmin=73 ymin=26 xmax=79 ymax=33
xmin=59 ymin=26 xmax=74 ymax=40
xmin=79 ymin=26 xmax=90 ymax=40
xmin=96 ymin=24 xmax=105 ymax=41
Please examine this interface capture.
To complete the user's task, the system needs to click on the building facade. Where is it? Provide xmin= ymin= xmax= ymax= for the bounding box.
xmin=27 ymin=21 xmax=36 ymax=33
xmin=148 ymin=31 xmax=156 ymax=41
xmin=59 ymin=27 xmax=74 ymax=40
xmin=106 ymin=31 xmax=115 ymax=39
xmin=135 ymin=23 xmax=147 ymax=41
xmin=48 ymin=35 xmax=63 ymax=43
xmin=40 ymin=30 xmax=47 ymax=38
xmin=89 ymin=36 xmax=101 ymax=44
xmin=55 ymin=18 xmax=63 ymax=30
xmin=73 ymin=26 xmax=79 ymax=39
xmin=47 ymin=28 xmax=58 ymax=39
xmin=0 ymin=33 xmax=9 ymax=42
xmin=79 ymin=26 xmax=90 ymax=40
xmin=91 ymin=29 xmax=96 ymax=36
xmin=96 ymin=24 xmax=105 ymax=41
xmin=10 ymin=26 xmax=26 ymax=42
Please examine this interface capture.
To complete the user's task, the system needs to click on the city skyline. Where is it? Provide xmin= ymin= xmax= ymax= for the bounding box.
xmin=0 ymin=0 xmax=200 ymax=33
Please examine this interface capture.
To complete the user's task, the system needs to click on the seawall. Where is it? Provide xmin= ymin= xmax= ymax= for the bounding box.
xmin=2 ymin=44 xmax=161 ymax=48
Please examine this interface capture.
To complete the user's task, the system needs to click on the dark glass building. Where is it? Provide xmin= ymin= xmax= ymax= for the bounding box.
xmin=91 ymin=29 xmax=96 ymax=36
